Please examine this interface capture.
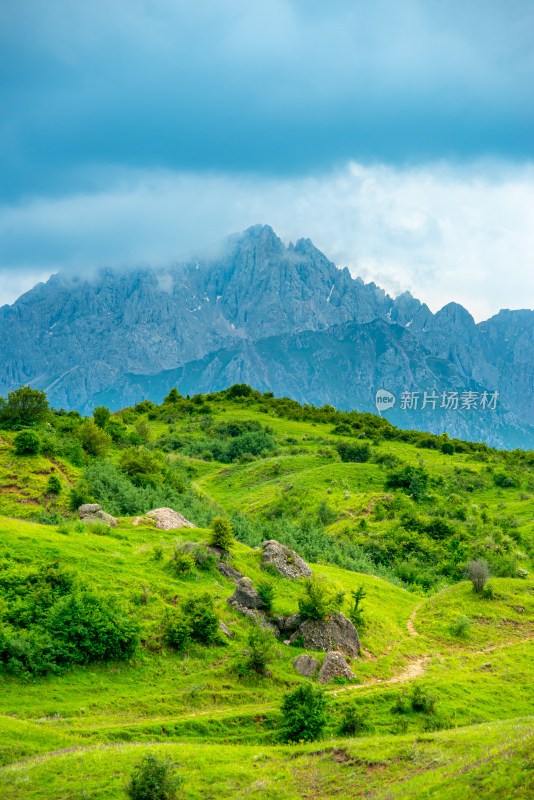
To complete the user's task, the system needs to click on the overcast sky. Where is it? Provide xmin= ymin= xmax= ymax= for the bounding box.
xmin=1 ymin=0 xmax=533 ymax=319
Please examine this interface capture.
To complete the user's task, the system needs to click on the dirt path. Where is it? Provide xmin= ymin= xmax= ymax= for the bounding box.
xmin=331 ymin=656 xmax=429 ymax=695
xmin=406 ymin=605 xmax=422 ymax=637
xmin=3 ymin=636 xmax=532 ymax=774
xmin=49 ymin=458 xmax=74 ymax=486
xmin=1 ymin=741 xmax=163 ymax=773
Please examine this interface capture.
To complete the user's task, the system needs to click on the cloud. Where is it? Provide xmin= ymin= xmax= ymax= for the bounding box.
xmin=1 ymin=0 xmax=533 ymax=200
xmin=1 ymin=160 xmax=532 ymax=320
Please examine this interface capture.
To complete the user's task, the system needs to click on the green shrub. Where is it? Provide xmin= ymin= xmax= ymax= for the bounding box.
xmin=182 ymin=594 xmax=218 ymax=645
xmin=410 ymin=685 xmax=436 ymax=715
xmin=75 ymin=419 xmax=112 ymax=457
xmin=13 ymin=429 xmax=41 ymax=455
xmin=280 ymin=683 xmax=328 ymax=742
xmin=298 ymin=578 xmax=345 ymax=621
xmin=226 ymin=383 xmax=253 ymax=398
xmin=86 ymin=522 xmax=110 ymax=536
xmin=466 ymin=558 xmax=490 ymax=593
xmin=257 ymin=580 xmax=275 ymax=612
xmin=336 ymin=441 xmax=371 ymax=463
xmin=317 ymin=500 xmax=337 ymax=526
xmin=0 ymin=629 xmax=60 ymax=678
xmin=46 ymin=474 xmax=62 ymax=495
xmin=47 ymin=591 xmax=139 ymax=664
xmin=441 ymin=441 xmax=455 ymax=455
xmin=494 ymin=471 xmax=519 ymax=488
xmin=209 ymin=517 xmax=234 ymax=551
xmin=126 ymin=753 xmax=182 ymax=800
xmin=92 ymin=406 xmax=111 ymax=430
xmin=391 ymin=693 xmax=411 ymax=714
xmin=449 ymin=614 xmax=471 ymax=638
xmin=385 ymin=465 xmax=429 ymax=500
xmin=164 ymin=609 xmax=191 ymax=652
xmin=120 ymin=447 xmax=164 ymax=487
xmin=338 ymin=703 xmax=374 ymax=736
xmin=169 ymin=548 xmax=195 ymax=576
xmin=237 ymin=625 xmax=278 ymax=676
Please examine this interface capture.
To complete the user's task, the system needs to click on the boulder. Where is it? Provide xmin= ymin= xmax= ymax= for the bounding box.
xmin=227 ymin=577 xmax=279 ymax=636
xmin=145 ymin=508 xmax=196 ymax=530
xmin=289 ymin=613 xmax=361 ymax=658
xmin=217 ymin=562 xmax=243 ymax=583
xmin=227 ymin=577 xmax=265 ymax=610
xmin=261 ymin=539 xmax=312 ymax=579
xmin=276 ymin=612 xmax=303 ymax=634
xmin=293 ymin=654 xmax=320 ymax=678
xmin=78 ymin=503 xmax=118 ymax=527
xmin=317 ymin=651 xmax=356 ymax=684
xmin=219 ymin=621 xmax=233 ymax=638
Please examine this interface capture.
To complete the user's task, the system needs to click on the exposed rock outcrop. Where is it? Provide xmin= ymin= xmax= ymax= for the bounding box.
xmin=226 ymin=577 xmax=279 ymax=635
xmin=276 ymin=613 xmax=303 ymax=635
xmin=317 ymin=651 xmax=356 ymax=684
xmin=216 ymin=562 xmax=243 ymax=583
xmin=261 ymin=539 xmax=312 ymax=579
xmin=293 ymin=654 xmax=320 ymax=678
xmin=78 ymin=503 xmax=117 ymax=527
xmin=145 ymin=508 xmax=196 ymax=530
xmin=289 ymin=613 xmax=361 ymax=658
xmin=227 ymin=577 xmax=265 ymax=610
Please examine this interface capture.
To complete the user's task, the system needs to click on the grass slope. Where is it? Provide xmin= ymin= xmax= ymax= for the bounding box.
xmin=1 ymin=387 xmax=534 ymax=797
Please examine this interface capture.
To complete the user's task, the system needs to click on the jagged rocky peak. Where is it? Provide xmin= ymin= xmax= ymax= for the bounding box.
xmin=434 ymin=301 xmax=476 ymax=330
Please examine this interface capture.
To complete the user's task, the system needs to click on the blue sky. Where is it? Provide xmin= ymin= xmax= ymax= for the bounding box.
xmin=1 ymin=0 xmax=533 ymax=318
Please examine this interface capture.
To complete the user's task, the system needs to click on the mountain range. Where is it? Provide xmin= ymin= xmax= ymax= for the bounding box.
xmin=1 ymin=224 xmax=533 ymax=448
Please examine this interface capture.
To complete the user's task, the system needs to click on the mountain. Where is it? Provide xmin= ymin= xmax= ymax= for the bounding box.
xmin=1 ymin=224 xmax=534 ymax=447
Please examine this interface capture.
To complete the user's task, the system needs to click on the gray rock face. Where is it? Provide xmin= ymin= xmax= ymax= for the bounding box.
xmin=145 ymin=508 xmax=196 ymax=530
xmin=293 ymin=654 xmax=320 ymax=678
xmin=227 ymin=577 xmax=266 ymax=610
xmin=290 ymin=613 xmax=361 ymax=658
xmin=2 ymin=223 xmax=534 ymax=447
xmin=226 ymin=577 xmax=279 ymax=635
xmin=78 ymin=503 xmax=117 ymax=527
xmin=261 ymin=540 xmax=312 ymax=579
xmin=216 ymin=562 xmax=243 ymax=583
xmin=317 ymin=651 xmax=356 ymax=684
xmin=277 ymin=613 xmax=303 ymax=634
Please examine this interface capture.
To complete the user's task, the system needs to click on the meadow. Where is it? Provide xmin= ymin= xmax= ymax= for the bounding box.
xmin=0 ymin=385 xmax=533 ymax=798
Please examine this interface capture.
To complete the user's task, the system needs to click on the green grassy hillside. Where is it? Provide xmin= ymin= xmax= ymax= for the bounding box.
xmin=1 ymin=385 xmax=533 ymax=798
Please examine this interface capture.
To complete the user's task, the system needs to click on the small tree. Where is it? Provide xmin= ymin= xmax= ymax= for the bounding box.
xmin=92 ymin=405 xmax=111 ymax=430
xmin=14 ymin=429 xmax=41 ymax=455
xmin=0 ymin=386 xmax=49 ymax=429
xmin=280 ymin=683 xmax=328 ymax=742
xmin=164 ymin=387 xmax=181 ymax=404
xmin=298 ymin=578 xmax=345 ymax=621
xmin=347 ymin=586 xmax=366 ymax=628
xmin=126 ymin=753 xmax=182 ymax=800
xmin=46 ymin=474 xmax=62 ymax=495
xmin=466 ymin=558 xmax=490 ymax=593
xmin=209 ymin=517 xmax=234 ymax=551
xmin=75 ymin=419 xmax=112 ymax=457
xmin=257 ymin=580 xmax=275 ymax=612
